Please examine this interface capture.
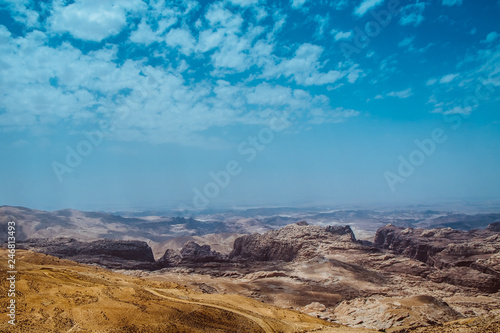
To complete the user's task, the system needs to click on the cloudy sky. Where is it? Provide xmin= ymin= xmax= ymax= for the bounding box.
xmin=0 ymin=0 xmax=499 ymax=211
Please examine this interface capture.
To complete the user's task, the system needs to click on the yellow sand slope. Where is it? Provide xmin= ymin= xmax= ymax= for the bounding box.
xmin=0 ymin=249 xmax=373 ymax=333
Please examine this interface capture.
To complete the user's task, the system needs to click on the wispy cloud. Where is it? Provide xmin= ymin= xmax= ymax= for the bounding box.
xmin=291 ymin=0 xmax=308 ymax=9
xmin=0 ymin=25 xmax=359 ymax=146
xmin=481 ymin=31 xmax=499 ymax=44
xmin=398 ymin=36 xmax=415 ymax=48
xmin=387 ymin=88 xmax=414 ymax=99
xmin=353 ymin=0 xmax=384 ymax=17
xmin=426 ymin=78 xmax=438 ymax=86
xmin=432 ymin=106 xmax=472 ymax=115
xmin=261 ymin=43 xmax=360 ymax=86
xmin=332 ymin=29 xmax=353 ymax=41
xmin=228 ymin=0 xmax=261 ymax=7
xmin=374 ymin=89 xmax=414 ymax=100
xmin=399 ymin=3 xmax=426 ymax=27
xmin=439 ymin=73 xmax=459 ymax=84
xmin=313 ymin=14 xmax=330 ymax=39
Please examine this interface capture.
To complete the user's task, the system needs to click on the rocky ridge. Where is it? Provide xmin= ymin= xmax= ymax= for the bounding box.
xmin=229 ymin=222 xmax=362 ymax=262
xmin=159 ymin=240 xmax=226 ymax=266
xmin=18 ymin=238 xmax=156 ymax=270
xmin=374 ymin=224 xmax=500 ymax=292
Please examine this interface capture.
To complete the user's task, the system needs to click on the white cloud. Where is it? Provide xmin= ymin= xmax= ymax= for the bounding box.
xmin=166 ymin=28 xmax=196 ymax=55
xmin=398 ymin=36 xmax=415 ymax=48
xmin=0 ymin=28 xmax=359 ymax=147
xmin=129 ymin=13 xmax=178 ymax=46
xmin=439 ymin=73 xmax=459 ymax=84
xmin=0 ymin=0 xmax=365 ymax=148
xmin=262 ymin=43 xmax=355 ymax=86
xmin=205 ymin=2 xmax=243 ymax=31
xmin=49 ymin=0 xmax=146 ymax=42
xmin=332 ymin=30 xmax=353 ymax=41
xmin=198 ymin=8 xmax=266 ymax=73
xmin=432 ymin=106 xmax=472 ymax=115
xmin=426 ymin=78 xmax=437 ymax=86
xmin=228 ymin=0 xmax=260 ymax=7
xmin=253 ymin=6 xmax=268 ymax=21
xmin=211 ymin=35 xmax=252 ymax=72
xmin=331 ymin=0 xmax=349 ymax=10
xmin=314 ymin=14 xmax=330 ymax=39
xmin=387 ymin=88 xmax=413 ymax=98
xmin=445 ymin=106 xmax=472 ymax=114
xmin=1 ymin=0 xmax=40 ymax=27
xmin=291 ymin=0 xmax=308 ymax=9
xmin=0 ymin=24 xmax=11 ymax=43
xmin=198 ymin=29 xmax=225 ymax=52
xmin=399 ymin=3 xmax=426 ymax=27
xmin=427 ymin=42 xmax=500 ymax=117
xmin=200 ymin=2 xmax=250 ymax=68
xmin=0 ymin=31 xmax=109 ymax=128
xmin=246 ymin=84 xmax=292 ymax=106
xmin=130 ymin=19 xmax=158 ymax=45
xmin=354 ymin=0 xmax=384 ymax=17
xmin=345 ymin=64 xmax=363 ymax=83
xmin=482 ymin=31 xmax=499 ymax=44
xmin=442 ymin=0 xmax=462 ymax=6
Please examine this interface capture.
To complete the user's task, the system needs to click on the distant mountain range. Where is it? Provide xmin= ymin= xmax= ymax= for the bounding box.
xmin=2 ymin=205 xmax=499 ymax=245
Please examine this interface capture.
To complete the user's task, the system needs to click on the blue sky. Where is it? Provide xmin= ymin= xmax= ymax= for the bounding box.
xmin=0 ymin=0 xmax=499 ymax=211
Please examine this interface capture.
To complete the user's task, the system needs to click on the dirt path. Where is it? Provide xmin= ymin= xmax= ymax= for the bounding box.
xmin=144 ymin=287 xmax=280 ymax=333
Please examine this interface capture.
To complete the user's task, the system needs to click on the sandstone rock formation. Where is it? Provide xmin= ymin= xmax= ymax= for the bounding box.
xmin=18 ymin=238 xmax=156 ymax=269
xmin=158 ymin=241 xmax=226 ymax=266
xmin=333 ymin=295 xmax=464 ymax=330
xmin=229 ymin=222 xmax=362 ymax=262
xmin=374 ymin=224 xmax=500 ymax=292
xmin=488 ymin=222 xmax=500 ymax=232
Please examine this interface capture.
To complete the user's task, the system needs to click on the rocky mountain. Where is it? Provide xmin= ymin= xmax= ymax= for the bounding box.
xmin=333 ymin=295 xmax=465 ymax=331
xmin=150 ymin=232 xmax=243 ymax=259
xmin=229 ymin=222 xmax=361 ymax=262
xmin=0 ymin=205 xmax=229 ymax=243
xmin=489 ymin=222 xmax=500 ymax=232
xmin=18 ymin=238 xmax=156 ymax=270
xmin=418 ymin=213 xmax=500 ymax=230
xmin=159 ymin=241 xmax=226 ymax=266
xmin=374 ymin=224 xmax=500 ymax=292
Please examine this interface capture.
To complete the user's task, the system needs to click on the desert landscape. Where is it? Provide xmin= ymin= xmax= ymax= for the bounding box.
xmin=2 ymin=205 xmax=500 ymax=332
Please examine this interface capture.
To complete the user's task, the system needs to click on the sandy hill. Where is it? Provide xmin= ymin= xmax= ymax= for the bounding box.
xmin=0 ymin=249 xmax=371 ymax=333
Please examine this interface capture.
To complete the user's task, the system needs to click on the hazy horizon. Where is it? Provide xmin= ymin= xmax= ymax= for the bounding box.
xmin=4 ymin=198 xmax=500 ymax=216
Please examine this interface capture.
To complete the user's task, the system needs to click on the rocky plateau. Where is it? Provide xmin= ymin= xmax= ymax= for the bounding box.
xmin=3 ymin=204 xmax=500 ymax=331
xmin=12 ymin=218 xmax=500 ymax=331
